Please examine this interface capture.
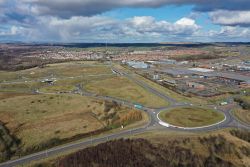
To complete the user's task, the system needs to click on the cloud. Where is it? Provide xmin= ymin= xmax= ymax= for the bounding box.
xmin=0 ymin=0 xmax=6 ymax=5
xmin=206 ymin=26 xmax=250 ymax=42
xmin=15 ymin=0 xmax=250 ymax=18
xmin=0 ymin=26 xmax=25 ymax=36
xmin=210 ymin=10 xmax=250 ymax=27
xmin=1 ymin=0 xmax=250 ymax=42
xmin=2 ymin=16 xmax=200 ymax=42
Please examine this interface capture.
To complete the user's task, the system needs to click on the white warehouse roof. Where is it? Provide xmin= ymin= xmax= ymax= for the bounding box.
xmin=189 ymin=68 xmax=214 ymax=73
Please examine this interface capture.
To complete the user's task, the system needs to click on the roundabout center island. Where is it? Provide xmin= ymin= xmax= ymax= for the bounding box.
xmin=158 ymin=107 xmax=225 ymax=128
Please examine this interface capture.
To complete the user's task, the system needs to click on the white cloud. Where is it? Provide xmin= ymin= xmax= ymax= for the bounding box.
xmin=205 ymin=26 xmax=250 ymax=42
xmin=0 ymin=26 xmax=25 ymax=36
xmin=175 ymin=17 xmax=196 ymax=26
xmin=10 ymin=16 xmax=200 ymax=42
xmin=210 ymin=10 xmax=250 ymax=26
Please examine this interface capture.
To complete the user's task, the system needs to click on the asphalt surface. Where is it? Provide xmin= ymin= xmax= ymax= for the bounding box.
xmin=0 ymin=67 xmax=250 ymax=167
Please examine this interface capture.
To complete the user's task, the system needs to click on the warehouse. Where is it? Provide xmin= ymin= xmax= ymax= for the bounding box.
xmin=126 ymin=61 xmax=149 ymax=69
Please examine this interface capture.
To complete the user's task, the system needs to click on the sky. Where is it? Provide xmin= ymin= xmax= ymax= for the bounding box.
xmin=0 ymin=0 xmax=250 ymax=43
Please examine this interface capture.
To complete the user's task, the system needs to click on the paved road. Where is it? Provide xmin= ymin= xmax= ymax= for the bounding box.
xmin=1 ymin=67 xmax=250 ymax=167
xmin=113 ymin=67 xmax=177 ymax=104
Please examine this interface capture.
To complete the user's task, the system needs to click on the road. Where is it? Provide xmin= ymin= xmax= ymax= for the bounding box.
xmin=0 ymin=67 xmax=250 ymax=167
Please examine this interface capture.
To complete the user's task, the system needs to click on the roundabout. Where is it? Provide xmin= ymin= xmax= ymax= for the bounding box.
xmin=157 ymin=106 xmax=226 ymax=129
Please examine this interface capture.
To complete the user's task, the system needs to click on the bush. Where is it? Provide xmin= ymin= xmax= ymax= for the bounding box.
xmin=230 ymin=129 xmax=250 ymax=143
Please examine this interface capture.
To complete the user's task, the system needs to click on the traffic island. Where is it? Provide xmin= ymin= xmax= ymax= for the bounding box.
xmin=158 ymin=107 xmax=225 ymax=128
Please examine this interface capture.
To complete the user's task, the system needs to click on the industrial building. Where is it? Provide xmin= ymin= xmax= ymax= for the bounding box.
xmin=126 ymin=61 xmax=149 ymax=69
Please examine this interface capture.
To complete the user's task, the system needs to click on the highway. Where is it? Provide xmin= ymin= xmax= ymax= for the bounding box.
xmin=0 ymin=67 xmax=250 ymax=167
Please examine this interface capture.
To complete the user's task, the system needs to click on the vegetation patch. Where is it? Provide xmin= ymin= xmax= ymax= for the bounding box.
xmin=234 ymin=96 xmax=250 ymax=110
xmin=230 ymin=129 xmax=250 ymax=143
xmin=57 ymin=137 xmax=236 ymax=167
xmin=85 ymin=76 xmax=169 ymax=108
xmin=233 ymin=108 xmax=250 ymax=125
xmin=0 ymin=122 xmax=20 ymax=163
xmin=234 ymin=95 xmax=250 ymax=125
xmin=0 ymin=94 xmax=144 ymax=161
xmin=159 ymin=107 xmax=224 ymax=127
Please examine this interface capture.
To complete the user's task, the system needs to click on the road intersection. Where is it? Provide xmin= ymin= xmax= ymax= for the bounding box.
xmin=0 ymin=67 xmax=249 ymax=167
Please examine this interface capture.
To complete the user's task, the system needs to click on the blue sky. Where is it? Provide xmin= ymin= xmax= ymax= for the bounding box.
xmin=0 ymin=0 xmax=250 ymax=42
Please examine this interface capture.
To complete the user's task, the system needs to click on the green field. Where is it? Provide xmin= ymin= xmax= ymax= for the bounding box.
xmin=159 ymin=107 xmax=224 ymax=127
xmin=84 ymin=75 xmax=169 ymax=108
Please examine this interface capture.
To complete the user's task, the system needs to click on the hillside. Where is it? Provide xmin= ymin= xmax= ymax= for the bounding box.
xmin=32 ymin=129 xmax=250 ymax=167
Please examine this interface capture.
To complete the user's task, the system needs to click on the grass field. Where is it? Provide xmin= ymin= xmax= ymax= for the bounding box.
xmin=0 ymin=61 xmax=113 ymax=83
xmin=233 ymin=108 xmax=250 ymax=125
xmin=0 ymin=61 xmax=115 ymax=94
xmin=1 ymin=62 xmax=170 ymax=108
xmin=233 ymin=94 xmax=250 ymax=125
xmin=84 ymin=75 xmax=169 ymax=108
xmin=159 ymin=107 xmax=224 ymax=127
xmin=0 ymin=93 xmax=145 ymax=156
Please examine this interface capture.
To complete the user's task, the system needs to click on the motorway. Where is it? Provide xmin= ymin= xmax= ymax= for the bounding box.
xmin=0 ymin=67 xmax=250 ymax=167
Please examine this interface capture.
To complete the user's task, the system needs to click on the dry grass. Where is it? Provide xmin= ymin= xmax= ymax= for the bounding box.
xmin=138 ymin=129 xmax=250 ymax=167
xmin=233 ymin=108 xmax=250 ymax=125
xmin=85 ymin=75 xmax=169 ymax=108
xmin=0 ymin=61 xmax=113 ymax=83
xmin=1 ymin=94 xmax=144 ymax=152
xmin=0 ymin=94 xmax=105 ymax=150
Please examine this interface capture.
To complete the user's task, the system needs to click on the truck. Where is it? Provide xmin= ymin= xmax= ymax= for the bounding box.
xmin=134 ymin=104 xmax=143 ymax=109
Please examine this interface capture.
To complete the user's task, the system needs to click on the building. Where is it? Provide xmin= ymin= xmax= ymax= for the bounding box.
xmin=126 ymin=61 xmax=149 ymax=69
xmin=157 ymin=68 xmax=194 ymax=78
xmin=163 ymin=79 xmax=177 ymax=86
xmin=244 ymin=61 xmax=250 ymax=66
xmin=189 ymin=68 xmax=214 ymax=73
xmin=186 ymin=82 xmax=205 ymax=90
xmin=153 ymin=74 xmax=159 ymax=80
xmin=237 ymin=65 xmax=250 ymax=71
xmin=147 ymin=59 xmax=176 ymax=65
xmin=217 ymin=73 xmax=250 ymax=85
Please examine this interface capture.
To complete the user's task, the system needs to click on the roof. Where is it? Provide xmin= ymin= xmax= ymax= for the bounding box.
xmin=217 ymin=72 xmax=250 ymax=82
xmin=157 ymin=68 xmax=250 ymax=82
xmin=158 ymin=68 xmax=194 ymax=76
xmin=126 ymin=61 xmax=149 ymax=69
xmin=189 ymin=68 xmax=214 ymax=73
